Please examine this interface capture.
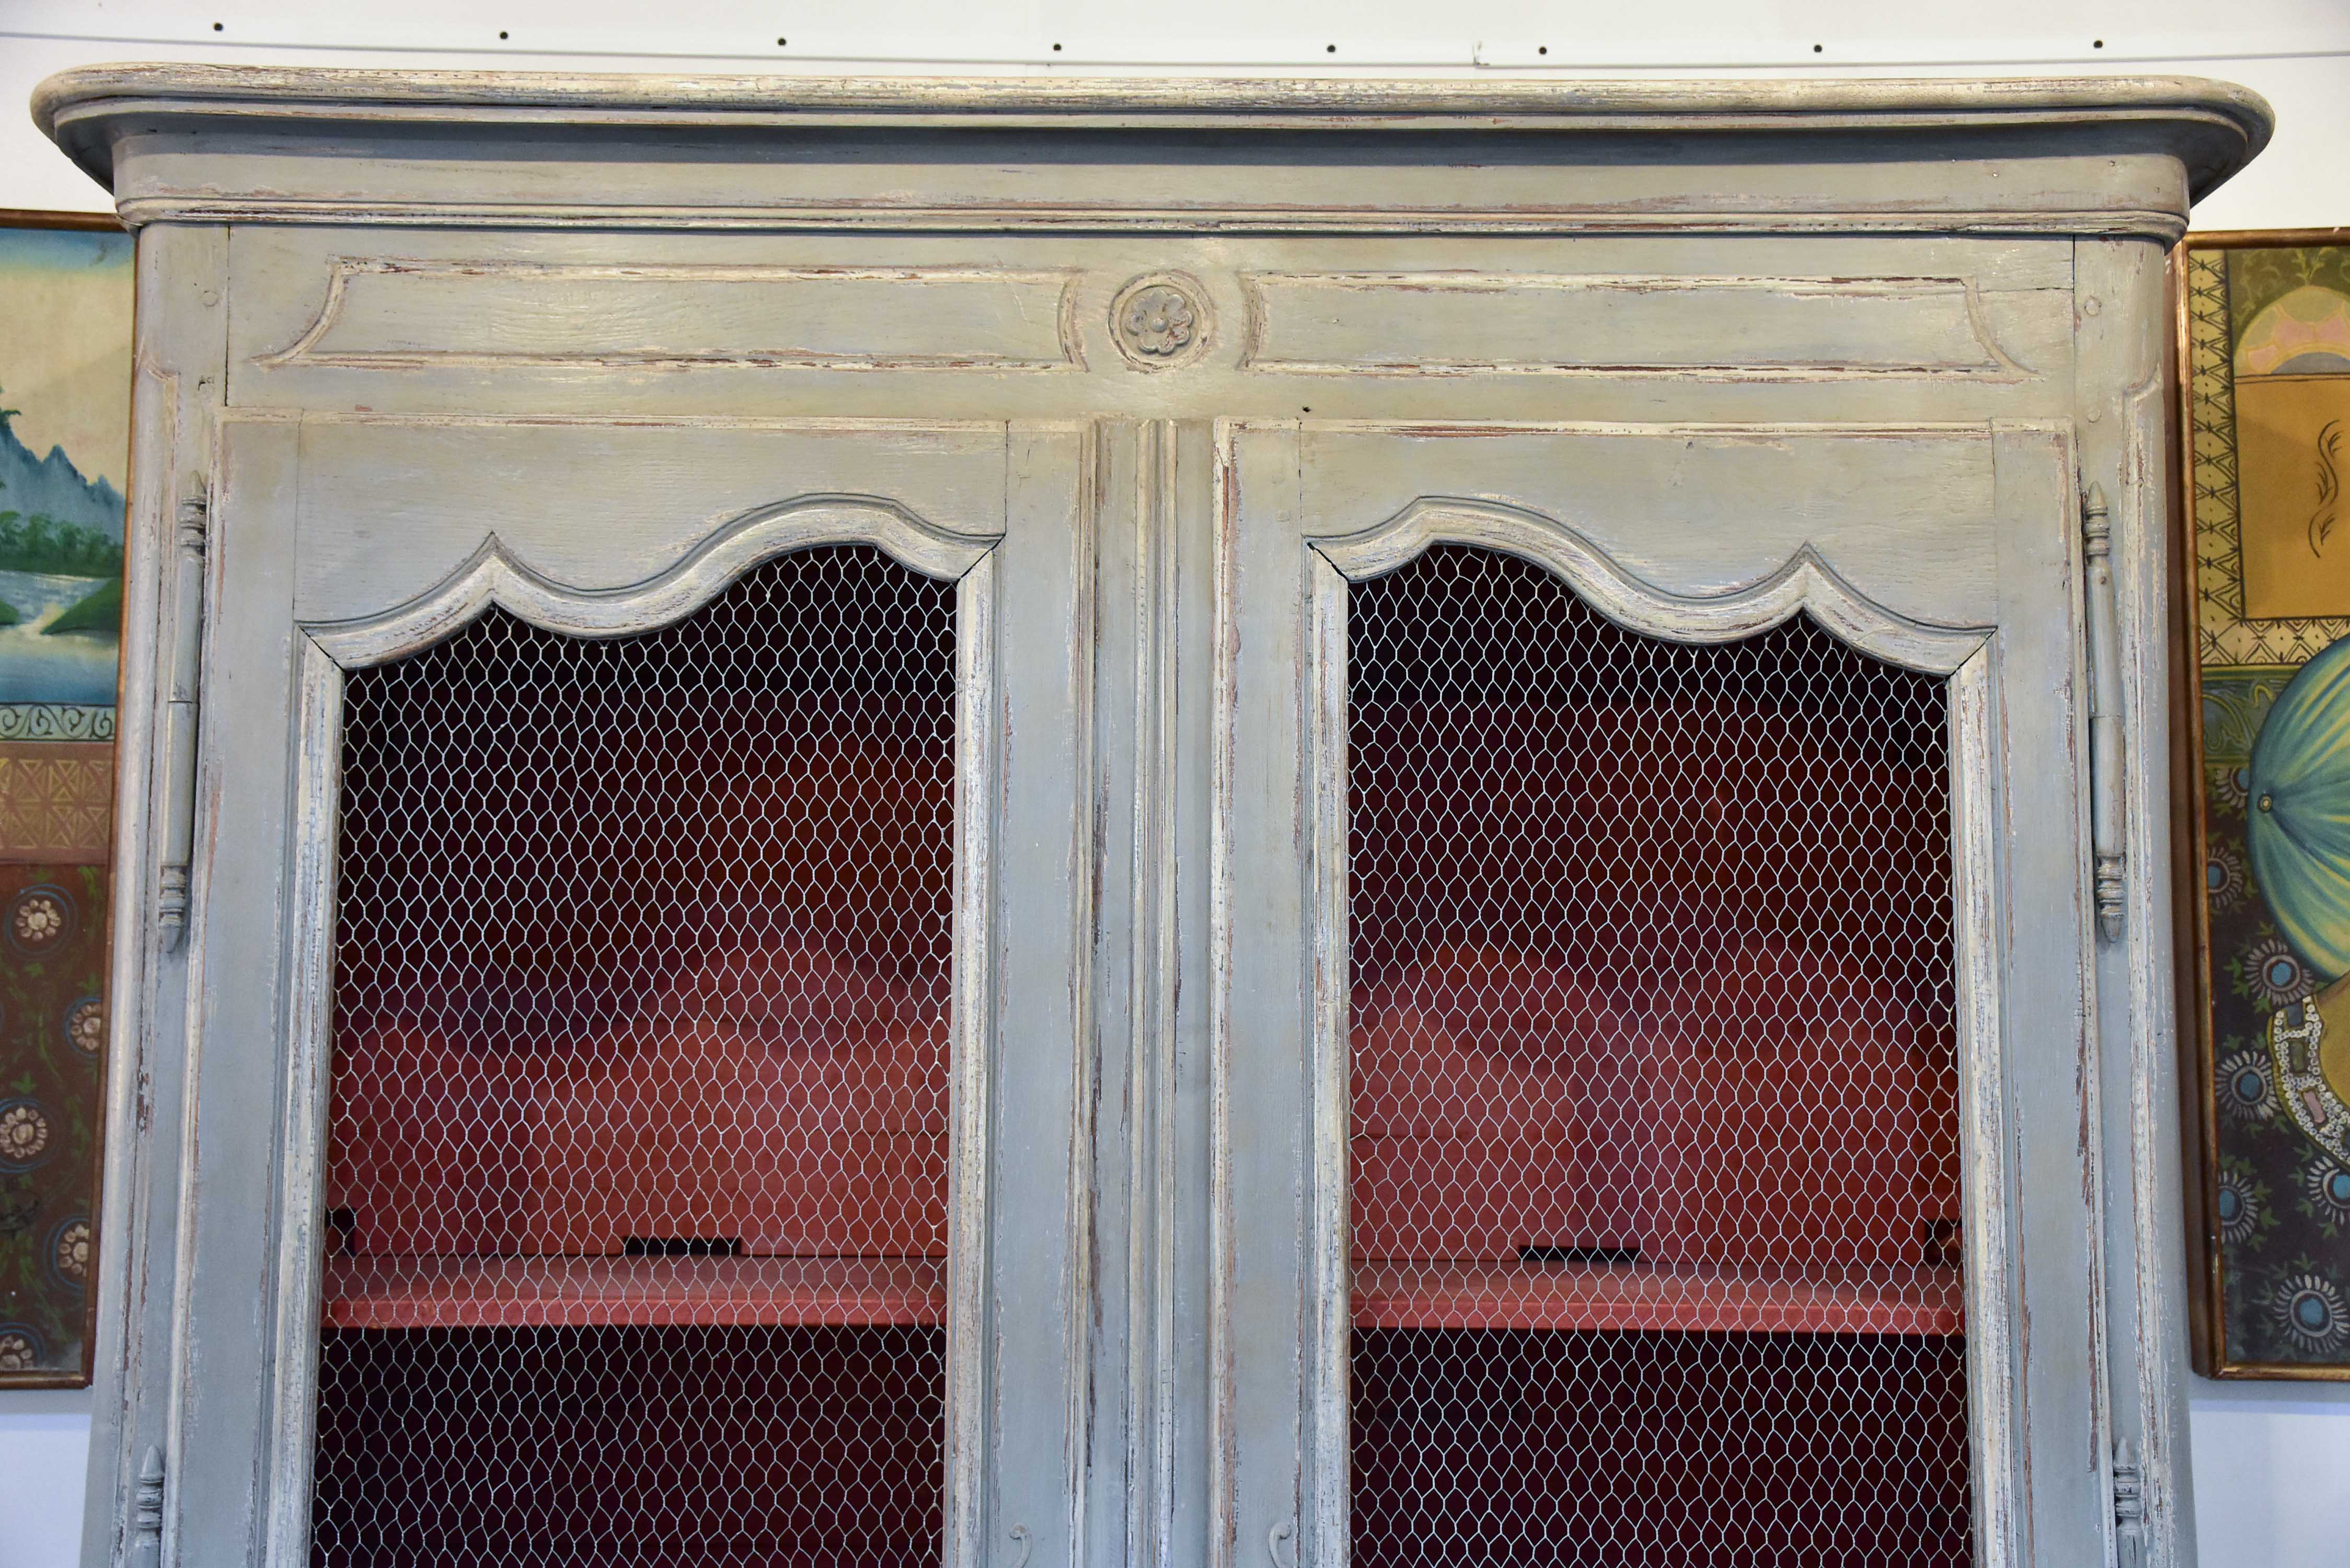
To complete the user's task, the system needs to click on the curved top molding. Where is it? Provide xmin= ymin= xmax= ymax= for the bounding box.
xmin=305 ymin=493 xmax=991 ymax=668
xmin=36 ymin=66 xmax=2267 ymax=231
xmin=1314 ymin=498 xmax=1991 ymax=675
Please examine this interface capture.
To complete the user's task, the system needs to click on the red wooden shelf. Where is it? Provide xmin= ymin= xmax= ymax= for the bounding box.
xmin=1351 ymin=1259 xmax=1963 ymax=1335
xmin=322 ymin=1254 xmax=945 ymax=1330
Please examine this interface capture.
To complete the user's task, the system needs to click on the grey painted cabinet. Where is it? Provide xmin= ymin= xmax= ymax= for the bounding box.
xmin=36 ymin=66 xmax=2268 ymax=1568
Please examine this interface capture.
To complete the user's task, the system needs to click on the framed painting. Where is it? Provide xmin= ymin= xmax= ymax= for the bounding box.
xmin=0 ymin=208 xmax=129 ymax=1386
xmin=2181 ymin=228 xmax=2350 ymax=1379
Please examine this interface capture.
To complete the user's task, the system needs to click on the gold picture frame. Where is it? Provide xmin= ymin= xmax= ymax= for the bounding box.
xmin=2178 ymin=227 xmax=2350 ymax=1380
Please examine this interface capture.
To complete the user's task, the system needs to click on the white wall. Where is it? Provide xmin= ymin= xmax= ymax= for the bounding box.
xmin=2190 ymin=1381 xmax=2350 ymax=1566
xmin=1 ymin=3 xmax=2346 ymax=1565
xmin=0 ymin=1387 xmax=89 ymax=1568
xmin=5 ymin=0 xmax=2350 ymax=226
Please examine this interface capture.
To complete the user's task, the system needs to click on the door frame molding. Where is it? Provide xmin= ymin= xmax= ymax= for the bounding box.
xmin=1204 ymin=418 xmax=2062 ymax=1568
xmin=255 ymin=507 xmax=1005 ymax=1568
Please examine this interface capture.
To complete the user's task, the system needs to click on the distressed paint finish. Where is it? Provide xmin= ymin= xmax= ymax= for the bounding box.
xmin=2077 ymin=234 xmax=2203 ymax=1568
xmin=79 ymin=222 xmax=228 ymax=1568
xmin=36 ymin=71 xmax=2267 ymax=242
xmin=1218 ymin=419 xmax=2088 ymax=1568
xmin=36 ymin=66 xmax=2263 ymax=1568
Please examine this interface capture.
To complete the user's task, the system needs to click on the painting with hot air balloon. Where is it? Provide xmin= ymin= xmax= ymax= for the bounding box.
xmin=2183 ymin=232 xmax=2350 ymax=1377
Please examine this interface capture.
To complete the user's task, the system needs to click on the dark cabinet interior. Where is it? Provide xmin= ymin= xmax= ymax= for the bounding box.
xmin=314 ymin=546 xmax=958 ymax=1568
xmin=1345 ymin=546 xmax=1969 ymax=1565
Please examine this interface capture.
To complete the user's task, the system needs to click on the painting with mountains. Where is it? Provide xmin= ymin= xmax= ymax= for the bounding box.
xmin=0 ymin=223 xmax=129 ymax=741
xmin=0 ymin=215 xmax=130 ymax=1385
xmin=0 ymin=411 xmax=125 ymax=704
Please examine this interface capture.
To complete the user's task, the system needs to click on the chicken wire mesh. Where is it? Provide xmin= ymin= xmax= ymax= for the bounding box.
xmin=1346 ymin=545 xmax=1969 ymax=1568
xmin=314 ymin=544 xmax=959 ymax=1568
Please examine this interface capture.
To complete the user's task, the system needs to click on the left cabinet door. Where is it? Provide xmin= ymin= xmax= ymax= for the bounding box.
xmin=126 ymin=414 xmax=1095 ymax=1568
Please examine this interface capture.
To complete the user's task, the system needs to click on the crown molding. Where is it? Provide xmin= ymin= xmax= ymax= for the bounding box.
xmin=34 ymin=65 xmax=2270 ymax=229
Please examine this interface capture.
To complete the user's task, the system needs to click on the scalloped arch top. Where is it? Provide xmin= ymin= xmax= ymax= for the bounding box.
xmin=1312 ymin=497 xmax=1992 ymax=676
xmin=304 ymin=494 xmax=994 ymax=668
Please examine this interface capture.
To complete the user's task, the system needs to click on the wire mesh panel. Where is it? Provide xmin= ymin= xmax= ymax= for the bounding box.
xmin=1347 ymin=545 xmax=1968 ymax=1567
xmin=314 ymin=545 xmax=959 ymax=1568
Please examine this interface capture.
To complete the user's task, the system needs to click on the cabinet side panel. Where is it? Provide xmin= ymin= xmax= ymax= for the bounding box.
xmin=2078 ymin=234 xmax=2199 ymax=1567
xmin=82 ymin=220 xmax=230 ymax=1568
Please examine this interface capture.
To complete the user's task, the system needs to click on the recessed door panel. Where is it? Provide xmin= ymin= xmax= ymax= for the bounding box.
xmin=1213 ymin=419 xmax=2097 ymax=1568
xmin=162 ymin=415 xmax=1096 ymax=1568
xmin=313 ymin=545 xmax=960 ymax=1568
xmin=1343 ymin=545 xmax=1968 ymax=1566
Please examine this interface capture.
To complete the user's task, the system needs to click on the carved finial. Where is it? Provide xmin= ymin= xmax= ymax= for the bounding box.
xmin=157 ymin=866 xmax=190 ymax=952
xmin=133 ymin=1444 xmax=166 ymax=1547
xmin=176 ymin=485 xmax=209 ymax=557
xmin=2082 ymin=478 xmax=2125 ymax=941
xmin=2082 ymin=482 xmax=2112 ymax=556
xmin=2113 ymin=1440 xmax=2147 ymax=1568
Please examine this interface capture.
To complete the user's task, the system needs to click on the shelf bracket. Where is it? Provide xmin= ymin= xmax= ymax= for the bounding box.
xmin=2082 ymin=481 xmax=2126 ymax=942
xmin=157 ymin=481 xmax=208 ymax=952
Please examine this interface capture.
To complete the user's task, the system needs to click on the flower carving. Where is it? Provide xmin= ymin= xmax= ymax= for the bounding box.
xmin=1121 ymin=285 xmax=1196 ymax=356
xmin=1110 ymin=275 xmax=1210 ymax=368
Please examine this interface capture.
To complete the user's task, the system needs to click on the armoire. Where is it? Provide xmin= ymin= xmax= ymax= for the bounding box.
xmin=37 ymin=64 xmax=2268 ymax=1568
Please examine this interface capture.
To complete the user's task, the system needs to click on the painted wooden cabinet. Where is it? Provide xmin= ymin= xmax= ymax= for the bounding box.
xmin=37 ymin=66 xmax=2267 ymax=1568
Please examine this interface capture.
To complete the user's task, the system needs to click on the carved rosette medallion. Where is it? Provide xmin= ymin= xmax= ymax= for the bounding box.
xmin=1110 ymin=272 xmax=1212 ymax=370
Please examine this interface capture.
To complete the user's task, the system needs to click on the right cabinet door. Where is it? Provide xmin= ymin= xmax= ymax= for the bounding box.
xmin=1214 ymin=418 xmax=2102 ymax=1568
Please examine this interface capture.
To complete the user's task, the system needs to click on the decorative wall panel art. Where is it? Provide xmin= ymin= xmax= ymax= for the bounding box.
xmin=2183 ymin=230 xmax=2350 ymax=1378
xmin=0 ymin=210 xmax=129 ymax=1385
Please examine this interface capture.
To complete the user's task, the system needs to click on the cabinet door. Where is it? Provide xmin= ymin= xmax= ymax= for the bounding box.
xmin=152 ymin=415 xmax=1092 ymax=1568
xmin=1214 ymin=419 xmax=2098 ymax=1568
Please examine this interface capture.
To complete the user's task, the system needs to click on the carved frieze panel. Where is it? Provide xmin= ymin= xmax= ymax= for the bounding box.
xmin=254 ymin=258 xmax=1088 ymax=372
xmin=1241 ymin=272 xmax=2044 ymax=380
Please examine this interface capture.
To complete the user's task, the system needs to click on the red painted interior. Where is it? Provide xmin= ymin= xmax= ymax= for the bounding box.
xmin=312 ymin=552 xmax=967 ymax=1566
xmin=1342 ymin=555 xmax=1971 ymax=1561
xmin=316 ymin=549 xmax=1970 ymax=1566
xmin=1346 ymin=707 xmax=1963 ymax=1333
